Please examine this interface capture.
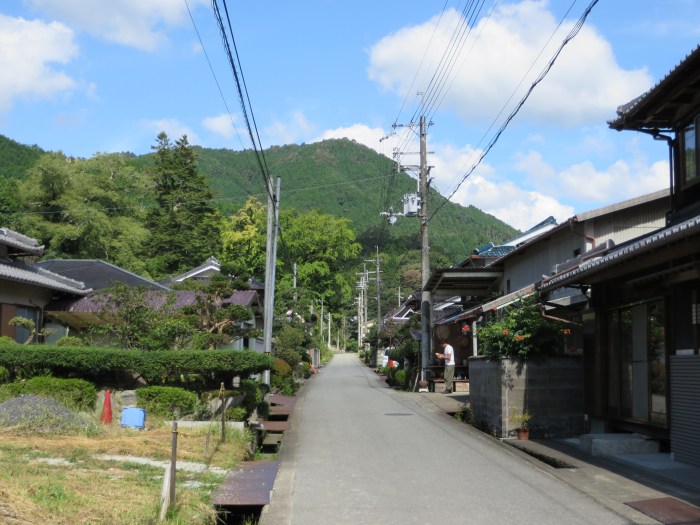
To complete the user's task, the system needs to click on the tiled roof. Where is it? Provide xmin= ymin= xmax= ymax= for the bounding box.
xmin=170 ymin=256 xmax=221 ymax=282
xmin=0 ymin=258 xmax=90 ymax=295
xmin=36 ymin=259 xmax=169 ymax=291
xmin=539 ymin=214 xmax=700 ymax=292
xmin=478 ymin=246 xmax=514 ymax=258
xmin=46 ymin=288 xmax=260 ymax=314
xmin=609 ymin=45 xmax=700 ymax=131
xmin=0 ymin=228 xmax=44 ymax=255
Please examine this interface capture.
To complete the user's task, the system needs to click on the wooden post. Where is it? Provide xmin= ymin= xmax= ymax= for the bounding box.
xmin=220 ymin=382 xmax=226 ymax=443
xmin=169 ymin=421 xmax=177 ymax=509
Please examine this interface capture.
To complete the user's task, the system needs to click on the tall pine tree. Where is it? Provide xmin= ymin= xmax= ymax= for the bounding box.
xmin=144 ymin=132 xmax=222 ymax=279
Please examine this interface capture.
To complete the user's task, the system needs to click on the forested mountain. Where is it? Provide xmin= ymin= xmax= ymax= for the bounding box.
xmin=0 ymin=135 xmax=45 ymax=179
xmin=1 ymin=132 xmax=519 ymax=321
xmin=0 ymin=134 xmax=517 ymax=265
xmin=134 ymin=138 xmax=518 ymax=264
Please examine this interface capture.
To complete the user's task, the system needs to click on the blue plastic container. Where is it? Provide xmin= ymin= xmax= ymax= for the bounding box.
xmin=120 ymin=407 xmax=146 ymax=429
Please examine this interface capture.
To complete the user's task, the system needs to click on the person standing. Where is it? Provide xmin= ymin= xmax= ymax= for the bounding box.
xmin=435 ymin=341 xmax=455 ymax=393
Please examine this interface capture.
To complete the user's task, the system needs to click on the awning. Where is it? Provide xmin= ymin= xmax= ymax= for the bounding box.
xmin=424 ymin=267 xmax=502 ymax=296
xmin=435 ymin=284 xmax=535 ymax=325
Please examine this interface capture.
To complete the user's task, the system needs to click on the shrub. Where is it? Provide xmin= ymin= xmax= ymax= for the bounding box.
xmin=478 ymin=295 xmax=565 ymax=360
xmin=394 ymin=369 xmax=407 ymax=389
xmin=271 ymin=358 xmax=296 ymax=395
xmin=136 ymin=386 xmax=197 ymax=418
xmin=225 ymin=406 xmax=247 ymax=421
xmin=55 ymin=336 xmax=87 ymax=347
xmin=275 ymin=347 xmax=302 ymax=368
xmin=240 ymin=379 xmax=263 ymax=418
xmin=0 ymin=366 xmax=9 ymax=384
xmin=0 ymin=376 xmax=97 ymax=411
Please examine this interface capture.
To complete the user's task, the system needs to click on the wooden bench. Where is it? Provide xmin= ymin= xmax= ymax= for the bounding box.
xmin=428 ymin=378 xmax=469 ymax=393
xmin=212 ymin=460 xmax=280 ymax=507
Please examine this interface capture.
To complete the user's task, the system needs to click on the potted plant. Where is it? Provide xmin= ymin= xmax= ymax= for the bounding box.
xmin=511 ymin=411 xmax=531 ymax=440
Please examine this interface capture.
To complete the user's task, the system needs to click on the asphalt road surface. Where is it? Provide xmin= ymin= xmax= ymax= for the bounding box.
xmin=261 ymin=353 xmax=631 ymax=525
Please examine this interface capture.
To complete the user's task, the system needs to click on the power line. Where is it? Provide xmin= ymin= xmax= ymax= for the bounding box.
xmin=183 ymin=0 xmax=260 ymax=200
xmin=211 ymin=0 xmax=275 ymax=205
xmin=428 ymin=0 xmax=599 ymax=224
xmin=437 ymin=0 xmax=578 ymax=198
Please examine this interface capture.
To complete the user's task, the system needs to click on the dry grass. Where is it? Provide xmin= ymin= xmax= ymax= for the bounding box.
xmin=0 ymin=419 xmax=254 ymax=524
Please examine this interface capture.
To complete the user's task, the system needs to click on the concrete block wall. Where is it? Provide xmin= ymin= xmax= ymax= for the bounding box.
xmin=469 ymin=356 xmax=584 ymax=438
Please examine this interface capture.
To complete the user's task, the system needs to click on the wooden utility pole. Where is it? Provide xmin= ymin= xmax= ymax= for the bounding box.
xmin=263 ymin=177 xmax=281 ymax=385
xmin=419 ymin=115 xmax=431 ymax=381
xmin=375 ymin=246 xmax=381 ymax=359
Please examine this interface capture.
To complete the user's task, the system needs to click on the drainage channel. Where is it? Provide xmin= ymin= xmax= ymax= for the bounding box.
xmin=506 ymin=442 xmax=578 ymax=469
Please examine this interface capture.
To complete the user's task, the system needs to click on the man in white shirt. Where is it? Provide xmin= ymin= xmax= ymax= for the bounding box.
xmin=435 ymin=341 xmax=455 ymax=394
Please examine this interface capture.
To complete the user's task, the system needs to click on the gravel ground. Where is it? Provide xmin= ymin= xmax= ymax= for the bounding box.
xmin=0 ymin=394 xmax=96 ymax=433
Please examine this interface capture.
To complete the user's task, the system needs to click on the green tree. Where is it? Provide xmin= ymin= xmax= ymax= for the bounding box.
xmin=144 ymin=132 xmax=223 ymax=279
xmin=221 ymin=199 xmax=362 ymax=313
xmin=221 ymin=196 xmax=267 ymax=279
xmin=0 ymin=177 xmax=21 ymax=229
xmin=179 ymin=274 xmax=258 ymax=350
xmin=279 ymin=208 xmax=361 ymax=312
xmin=16 ymin=152 xmax=151 ymax=275
xmin=90 ymin=283 xmax=177 ymax=350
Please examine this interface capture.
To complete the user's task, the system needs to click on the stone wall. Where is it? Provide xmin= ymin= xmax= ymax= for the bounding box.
xmin=469 ymin=356 xmax=584 ymax=438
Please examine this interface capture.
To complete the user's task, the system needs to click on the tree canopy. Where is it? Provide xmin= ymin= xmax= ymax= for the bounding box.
xmin=221 ymin=196 xmax=361 ymax=312
xmin=15 ymin=152 xmax=152 ymax=276
xmin=143 ymin=133 xmax=223 ymax=279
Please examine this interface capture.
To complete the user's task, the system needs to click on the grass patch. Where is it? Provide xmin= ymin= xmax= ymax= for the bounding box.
xmin=0 ymin=419 xmax=253 ymax=524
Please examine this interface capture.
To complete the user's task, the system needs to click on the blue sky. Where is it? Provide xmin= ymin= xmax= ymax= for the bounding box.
xmin=2 ymin=1 xmax=700 ymax=231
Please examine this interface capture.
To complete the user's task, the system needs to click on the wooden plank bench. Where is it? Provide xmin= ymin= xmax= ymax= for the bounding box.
xmin=212 ymin=460 xmax=280 ymax=507
xmin=428 ymin=378 xmax=469 ymax=393
xmin=269 ymin=404 xmax=293 ymax=417
xmin=257 ymin=420 xmax=290 ymax=432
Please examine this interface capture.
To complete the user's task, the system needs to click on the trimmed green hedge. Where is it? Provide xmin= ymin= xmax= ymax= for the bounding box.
xmin=0 ymin=343 xmax=273 ymax=387
xmin=0 ymin=376 xmax=97 ymax=411
xmin=136 ymin=386 xmax=197 ymax=418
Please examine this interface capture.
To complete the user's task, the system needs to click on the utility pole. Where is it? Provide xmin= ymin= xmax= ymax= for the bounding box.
xmin=381 ymin=115 xmax=432 ymax=381
xmin=320 ymin=298 xmax=324 ymax=344
xmin=293 ymin=262 xmax=297 ymax=303
xmin=363 ymin=265 xmax=369 ymax=353
xmin=419 ymin=115 xmax=431 ymax=381
xmin=263 ymin=176 xmax=281 ymax=386
xmin=375 ymin=246 xmax=381 ymax=361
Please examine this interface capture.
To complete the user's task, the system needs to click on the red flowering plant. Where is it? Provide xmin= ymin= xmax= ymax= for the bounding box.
xmin=478 ymin=295 xmax=565 ymax=360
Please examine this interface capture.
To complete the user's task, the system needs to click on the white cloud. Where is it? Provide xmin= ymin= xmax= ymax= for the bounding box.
xmin=26 ymin=0 xmax=208 ymax=51
xmin=203 ymin=114 xmax=235 ymax=140
xmin=452 ymin=173 xmax=573 ymax=231
xmin=312 ymin=124 xmax=387 ymax=153
xmin=264 ymin=111 xmax=315 ymax=145
xmin=558 ymin=159 xmax=668 ymax=202
xmin=0 ymin=15 xmax=77 ymax=113
xmin=140 ymin=118 xmax=200 ymax=144
xmin=426 ymin=142 xmax=572 ymax=230
xmin=368 ymin=1 xmax=652 ymax=127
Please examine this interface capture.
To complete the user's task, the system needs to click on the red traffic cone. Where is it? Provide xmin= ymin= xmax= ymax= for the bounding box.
xmin=101 ymin=389 xmax=113 ymax=424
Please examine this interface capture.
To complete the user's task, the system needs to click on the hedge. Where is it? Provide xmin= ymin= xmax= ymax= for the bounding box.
xmin=136 ymin=386 xmax=197 ymax=418
xmin=0 ymin=376 xmax=97 ymax=411
xmin=0 ymin=343 xmax=273 ymax=386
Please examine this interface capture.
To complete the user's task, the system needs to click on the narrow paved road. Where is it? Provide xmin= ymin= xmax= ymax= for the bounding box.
xmin=261 ymin=353 xmax=631 ymax=525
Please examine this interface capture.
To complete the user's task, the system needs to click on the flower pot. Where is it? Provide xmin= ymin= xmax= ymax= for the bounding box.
xmin=516 ymin=427 xmax=530 ymax=440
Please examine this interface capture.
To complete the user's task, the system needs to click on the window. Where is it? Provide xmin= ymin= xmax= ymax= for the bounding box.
xmin=682 ymin=116 xmax=699 ymax=186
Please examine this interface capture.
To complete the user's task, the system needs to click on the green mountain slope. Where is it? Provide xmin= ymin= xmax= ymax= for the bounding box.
xmin=0 ymin=135 xmax=45 ymax=179
xmin=191 ymin=138 xmax=517 ymax=264
xmin=1 ymin=133 xmax=517 ymax=264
